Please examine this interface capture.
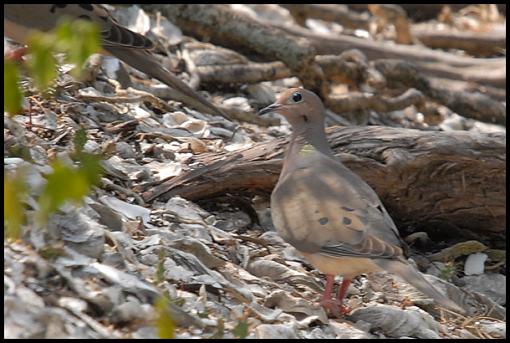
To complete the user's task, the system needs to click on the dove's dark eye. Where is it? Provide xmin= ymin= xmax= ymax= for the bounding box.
xmin=292 ymin=92 xmax=302 ymax=102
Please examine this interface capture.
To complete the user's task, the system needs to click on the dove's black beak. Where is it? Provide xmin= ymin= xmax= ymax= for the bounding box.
xmin=258 ymin=103 xmax=281 ymax=116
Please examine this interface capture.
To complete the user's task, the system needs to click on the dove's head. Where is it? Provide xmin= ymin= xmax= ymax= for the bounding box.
xmin=259 ymin=88 xmax=325 ymax=130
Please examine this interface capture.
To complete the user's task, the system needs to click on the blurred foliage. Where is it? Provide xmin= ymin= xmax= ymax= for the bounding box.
xmin=438 ymin=261 xmax=457 ymax=282
xmin=55 ymin=18 xmax=101 ymax=79
xmin=39 ymin=243 xmax=67 ymax=260
xmin=197 ymin=308 xmax=210 ymax=318
xmin=4 ymin=60 xmax=23 ymax=115
xmin=168 ymin=296 xmax=186 ymax=308
xmin=155 ymin=249 xmax=167 ymax=284
xmin=73 ymin=128 xmax=88 ymax=153
xmin=26 ymin=32 xmax=58 ymax=93
xmin=5 ymin=21 xmax=102 ymax=232
xmin=209 ymin=318 xmax=225 ymax=339
xmin=4 ymin=129 xmax=103 ymax=238
xmin=4 ymin=18 xmax=100 ymax=111
xmin=155 ymin=296 xmax=176 ymax=339
xmin=232 ymin=320 xmax=249 ymax=339
xmin=4 ymin=167 xmax=28 ymax=239
xmin=36 ymin=146 xmax=102 ymax=226
xmin=5 ymin=145 xmax=32 ymax=162
xmin=37 ymin=129 xmax=101 ymax=225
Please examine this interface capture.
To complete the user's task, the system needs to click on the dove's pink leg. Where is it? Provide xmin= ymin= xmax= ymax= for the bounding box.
xmin=320 ymin=274 xmax=344 ymax=317
xmin=320 ymin=274 xmax=335 ymax=302
xmin=337 ymin=278 xmax=352 ymax=315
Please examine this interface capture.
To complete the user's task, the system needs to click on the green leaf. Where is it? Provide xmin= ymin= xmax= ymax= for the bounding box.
xmin=4 ymin=168 xmax=28 ymax=239
xmin=6 ymin=145 xmax=32 ymax=162
xmin=168 ymin=297 xmax=186 ymax=308
xmin=73 ymin=128 xmax=88 ymax=154
xmin=75 ymin=152 xmax=102 ymax=186
xmin=209 ymin=318 xmax=225 ymax=339
xmin=26 ymin=32 xmax=58 ymax=93
xmin=232 ymin=320 xmax=249 ymax=339
xmin=55 ymin=18 xmax=100 ymax=79
xmin=4 ymin=59 xmax=24 ymax=115
xmin=21 ymin=19 xmax=100 ymax=94
xmin=36 ymin=153 xmax=102 ymax=225
xmin=197 ymin=309 xmax=209 ymax=319
xmin=155 ymin=249 xmax=166 ymax=284
xmin=155 ymin=296 xmax=176 ymax=339
xmin=438 ymin=262 xmax=457 ymax=281
xmin=39 ymin=243 xmax=67 ymax=260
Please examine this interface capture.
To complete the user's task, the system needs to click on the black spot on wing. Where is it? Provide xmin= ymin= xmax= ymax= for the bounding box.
xmin=102 ymin=22 xmax=154 ymax=49
xmin=343 ymin=217 xmax=352 ymax=225
xmin=319 ymin=217 xmax=329 ymax=225
xmin=131 ymin=33 xmax=150 ymax=48
xmin=50 ymin=4 xmax=67 ymax=13
xmin=78 ymin=15 xmax=92 ymax=22
xmin=78 ymin=4 xmax=94 ymax=12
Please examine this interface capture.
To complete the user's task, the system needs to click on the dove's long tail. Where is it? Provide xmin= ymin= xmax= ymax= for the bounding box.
xmin=104 ymin=46 xmax=228 ymax=118
xmin=376 ymin=259 xmax=466 ymax=314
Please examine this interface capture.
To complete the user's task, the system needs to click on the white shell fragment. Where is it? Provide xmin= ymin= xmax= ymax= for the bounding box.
xmin=464 ymin=253 xmax=488 ymax=275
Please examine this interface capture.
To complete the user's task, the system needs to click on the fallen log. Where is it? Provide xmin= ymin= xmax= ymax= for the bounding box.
xmin=143 ymin=126 xmax=506 ymax=239
xmin=142 ymin=4 xmax=330 ymax=98
xmin=281 ymin=4 xmax=370 ymax=30
xmin=413 ymin=28 xmax=506 ymax=57
xmin=372 ymin=59 xmax=506 ymax=126
xmin=346 ymin=4 xmax=507 ymax=21
xmin=270 ymin=22 xmax=506 ymax=89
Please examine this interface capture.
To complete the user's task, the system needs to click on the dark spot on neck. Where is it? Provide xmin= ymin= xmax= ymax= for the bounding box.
xmin=303 ymin=115 xmax=308 ymax=123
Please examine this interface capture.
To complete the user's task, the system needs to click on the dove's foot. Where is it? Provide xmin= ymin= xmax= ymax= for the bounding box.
xmin=320 ymin=275 xmax=352 ymax=317
xmin=320 ymin=298 xmax=351 ymax=317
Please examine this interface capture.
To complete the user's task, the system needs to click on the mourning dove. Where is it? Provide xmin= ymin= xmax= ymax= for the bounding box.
xmin=259 ymin=88 xmax=465 ymax=316
xmin=4 ymin=4 xmax=227 ymax=117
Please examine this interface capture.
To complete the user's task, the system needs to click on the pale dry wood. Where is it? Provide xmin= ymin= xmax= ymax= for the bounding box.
xmin=281 ymin=4 xmax=370 ymax=30
xmin=427 ymin=77 xmax=506 ymax=102
xmin=368 ymin=4 xmax=413 ymax=45
xmin=196 ymin=61 xmax=289 ymax=85
xmin=195 ymin=50 xmax=372 ymax=88
xmin=270 ymin=22 xmax=506 ymax=89
xmin=325 ymin=88 xmax=425 ymax=114
xmin=142 ymin=4 xmax=330 ymax=99
xmin=347 ymin=4 xmax=507 ymax=22
xmin=372 ymin=59 xmax=506 ymax=126
xmin=142 ymin=4 xmax=505 ymax=103
xmin=413 ymin=28 xmax=506 ymax=57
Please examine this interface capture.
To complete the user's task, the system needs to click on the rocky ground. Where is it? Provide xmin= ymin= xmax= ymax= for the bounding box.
xmin=4 ymin=4 xmax=506 ymax=339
